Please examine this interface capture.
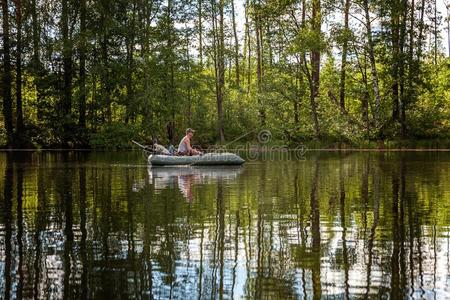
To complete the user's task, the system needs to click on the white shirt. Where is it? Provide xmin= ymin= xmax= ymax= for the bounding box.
xmin=178 ymin=136 xmax=190 ymax=153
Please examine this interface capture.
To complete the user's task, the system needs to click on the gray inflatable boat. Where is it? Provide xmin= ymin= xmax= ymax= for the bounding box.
xmin=148 ymin=152 xmax=245 ymax=166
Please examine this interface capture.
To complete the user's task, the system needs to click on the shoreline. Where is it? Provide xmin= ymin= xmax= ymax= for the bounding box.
xmin=1 ymin=148 xmax=450 ymax=152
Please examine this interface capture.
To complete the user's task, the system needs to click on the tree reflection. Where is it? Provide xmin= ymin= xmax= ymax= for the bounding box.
xmin=2 ymin=154 xmax=13 ymax=300
xmin=310 ymin=159 xmax=321 ymax=300
xmin=79 ymin=166 xmax=88 ymax=300
xmin=216 ymin=180 xmax=225 ymax=299
xmin=231 ymin=209 xmax=239 ymax=298
xmin=34 ymin=159 xmax=47 ymax=300
xmin=60 ymin=154 xmax=74 ymax=300
xmin=365 ymin=156 xmax=379 ymax=299
xmin=339 ymin=160 xmax=349 ymax=300
xmin=390 ymin=161 xmax=401 ymax=298
xmin=16 ymin=162 xmax=24 ymax=300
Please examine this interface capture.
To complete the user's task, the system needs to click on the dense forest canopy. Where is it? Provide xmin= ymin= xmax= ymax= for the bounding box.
xmin=0 ymin=0 xmax=449 ymax=148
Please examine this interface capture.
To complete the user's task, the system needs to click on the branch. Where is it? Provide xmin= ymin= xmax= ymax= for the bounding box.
xmin=328 ymin=90 xmax=366 ymax=129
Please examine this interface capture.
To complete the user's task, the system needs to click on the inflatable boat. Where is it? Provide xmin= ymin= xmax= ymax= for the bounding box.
xmin=148 ymin=152 xmax=245 ymax=166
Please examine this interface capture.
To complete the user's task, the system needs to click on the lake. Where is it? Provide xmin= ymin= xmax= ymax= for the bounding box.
xmin=1 ymin=151 xmax=450 ymax=299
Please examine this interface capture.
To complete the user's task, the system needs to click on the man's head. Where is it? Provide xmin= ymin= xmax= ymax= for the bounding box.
xmin=186 ymin=128 xmax=195 ymax=138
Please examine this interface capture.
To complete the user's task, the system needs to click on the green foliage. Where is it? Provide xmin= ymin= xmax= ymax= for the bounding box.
xmin=0 ymin=128 xmax=6 ymax=148
xmin=0 ymin=0 xmax=448 ymax=149
xmin=90 ymin=123 xmax=139 ymax=149
xmin=291 ymin=26 xmax=328 ymax=54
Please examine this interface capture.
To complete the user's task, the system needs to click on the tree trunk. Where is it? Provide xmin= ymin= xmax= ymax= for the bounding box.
xmin=79 ymin=0 xmax=87 ymax=129
xmin=15 ymin=0 xmax=24 ymax=141
xmin=102 ymin=37 xmax=111 ymax=123
xmin=169 ymin=0 xmax=176 ymax=144
xmin=245 ymin=0 xmax=251 ymax=94
xmin=140 ymin=0 xmax=153 ymax=130
xmin=266 ymin=24 xmax=273 ymax=66
xmin=211 ymin=0 xmax=219 ymax=112
xmin=254 ymin=0 xmax=265 ymax=126
xmin=217 ymin=0 xmax=225 ymax=142
xmin=62 ymin=0 xmax=72 ymax=117
xmin=362 ymin=0 xmax=381 ymax=124
xmin=361 ymin=52 xmax=370 ymax=137
xmin=399 ymin=0 xmax=408 ymax=137
xmin=1 ymin=0 xmax=14 ymax=146
xmin=434 ymin=0 xmax=438 ymax=65
xmin=391 ymin=0 xmax=400 ymax=121
xmin=417 ymin=0 xmax=426 ymax=61
xmin=339 ymin=0 xmax=350 ymax=111
xmin=353 ymin=45 xmax=370 ymax=136
xmin=231 ymin=0 xmax=240 ymax=87
xmin=100 ymin=3 xmax=111 ymax=123
xmin=31 ymin=0 xmax=43 ymax=122
xmin=294 ymin=65 xmax=301 ymax=124
xmin=186 ymin=35 xmax=192 ymax=126
xmin=91 ymin=45 xmax=98 ymax=131
xmin=447 ymin=1 xmax=450 ymax=57
xmin=310 ymin=0 xmax=321 ymax=138
xmin=407 ymin=0 xmax=415 ymax=98
xmin=198 ymin=0 xmax=203 ymax=67
xmin=125 ymin=2 xmax=136 ymax=124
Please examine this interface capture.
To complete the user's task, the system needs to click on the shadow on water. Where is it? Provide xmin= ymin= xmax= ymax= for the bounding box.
xmin=0 ymin=151 xmax=450 ymax=298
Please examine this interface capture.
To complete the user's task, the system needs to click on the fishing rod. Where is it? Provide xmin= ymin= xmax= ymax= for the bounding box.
xmin=131 ymin=140 xmax=153 ymax=152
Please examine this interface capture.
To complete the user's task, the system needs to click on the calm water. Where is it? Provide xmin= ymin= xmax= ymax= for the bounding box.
xmin=1 ymin=151 xmax=450 ymax=299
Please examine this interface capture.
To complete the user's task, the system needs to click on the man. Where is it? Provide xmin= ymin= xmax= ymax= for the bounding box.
xmin=178 ymin=128 xmax=202 ymax=156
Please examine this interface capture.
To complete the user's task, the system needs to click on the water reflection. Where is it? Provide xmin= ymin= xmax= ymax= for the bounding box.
xmin=2 ymin=154 xmax=13 ymax=299
xmin=0 ymin=152 xmax=450 ymax=299
xmin=146 ymin=166 xmax=242 ymax=201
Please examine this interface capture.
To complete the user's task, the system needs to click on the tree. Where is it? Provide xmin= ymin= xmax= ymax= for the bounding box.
xmin=361 ymin=0 xmax=381 ymax=125
xmin=30 ymin=0 xmax=44 ymax=122
xmin=0 ymin=0 xmax=448 ymax=149
xmin=198 ymin=0 xmax=204 ymax=67
xmin=231 ymin=0 xmax=240 ymax=87
xmin=217 ymin=0 xmax=225 ymax=141
xmin=165 ymin=0 xmax=176 ymax=144
xmin=310 ymin=0 xmax=321 ymax=138
xmin=446 ymin=1 xmax=450 ymax=57
xmin=79 ymin=0 xmax=87 ymax=129
xmin=13 ymin=0 xmax=24 ymax=141
xmin=61 ymin=0 xmax=72 ymax=118
xmin=125 ymin=0 xmax=137 ymax=123
xmin=253 ymin=0 xmax=265 ymax=126
xmin=99 ymin=0 xmax=112 ymax=123
xmin=339 ymin=0 xmax=350 ymax=111
xmin=2 ymin=0 xmax=14 ymax=146
xmin=244 ymin=0 xmax=251 ymax=95
xmin=211 ymin=0 xmax=225 ymax=142
xmin=390 ymin=0 xmax=402 ymax=122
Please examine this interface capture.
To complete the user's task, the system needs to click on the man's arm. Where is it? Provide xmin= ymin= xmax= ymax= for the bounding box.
xmin=185 ymin=137 xmax=192 ymax=151
xmin=186 ymin=138 xmax=201 ymax=155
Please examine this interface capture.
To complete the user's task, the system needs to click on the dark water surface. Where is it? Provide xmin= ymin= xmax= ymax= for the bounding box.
xmin=1 ymin=151 xmax=450 ymax=299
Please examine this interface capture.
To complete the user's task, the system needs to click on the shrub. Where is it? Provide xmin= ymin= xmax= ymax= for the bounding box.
xmin=90 ymin=123 xmax=139 ymax=150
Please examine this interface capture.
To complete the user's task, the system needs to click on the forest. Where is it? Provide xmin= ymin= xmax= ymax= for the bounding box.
xmin=1 ymin=0 xmax=449 ymax=149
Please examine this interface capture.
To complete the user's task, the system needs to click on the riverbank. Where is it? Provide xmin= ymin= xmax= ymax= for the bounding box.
xmin=300 ymin=139 xmax=450 ymax=150
xmin=1 ymin=139 xmax=450 ymax=151
xmin=212 ymin=138 xmax=450 ymax=151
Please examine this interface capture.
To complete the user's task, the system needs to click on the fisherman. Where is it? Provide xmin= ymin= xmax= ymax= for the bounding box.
xmin=177 ymin=128 xmax=202 ymax=156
